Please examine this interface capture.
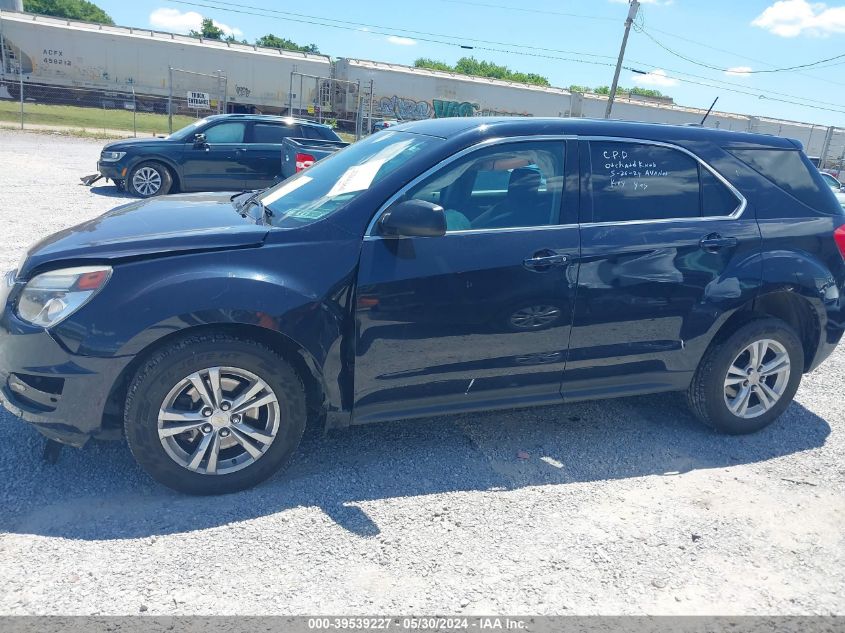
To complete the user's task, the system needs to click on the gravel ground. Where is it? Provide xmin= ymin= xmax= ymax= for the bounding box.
xmin=0 ymin=129 xmax=843 ymax=616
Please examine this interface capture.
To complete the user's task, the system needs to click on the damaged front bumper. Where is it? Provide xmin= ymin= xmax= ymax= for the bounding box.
xmin=0 ymin=275 xmax=133 ymax=447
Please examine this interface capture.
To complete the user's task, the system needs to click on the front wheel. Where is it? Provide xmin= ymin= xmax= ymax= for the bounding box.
xmin=124 ymin=334 xmax=306 ymax=494
xmin=127 ymin=161 xmax=172 ymax=198
xmin=687 ymin=318 xmax=804 ymax=434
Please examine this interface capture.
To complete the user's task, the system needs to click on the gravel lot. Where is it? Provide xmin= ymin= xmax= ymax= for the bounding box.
xmin=0 ymin=129 xmax=843 ymax=616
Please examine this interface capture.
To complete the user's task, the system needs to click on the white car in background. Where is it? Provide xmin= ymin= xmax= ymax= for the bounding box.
xmin=820 ymin=171 xmax=845 ymax=208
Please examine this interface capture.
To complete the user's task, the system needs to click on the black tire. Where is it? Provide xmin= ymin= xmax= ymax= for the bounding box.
xmin=687 ymin=318 xmax=804 ymax=434
xmin=127 ymin=161 xmax=172 ymax=198
xmin=124 ymin=333 xmax=306 ymax=495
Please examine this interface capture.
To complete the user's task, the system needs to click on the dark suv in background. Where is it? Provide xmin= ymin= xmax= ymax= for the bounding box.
xmin=2 ymin=117 xmax=843 ymax=494
xmin=96 ymin=114 xmax=343 ymax=197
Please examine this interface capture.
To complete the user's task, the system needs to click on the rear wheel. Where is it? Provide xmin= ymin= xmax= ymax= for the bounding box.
xmin=687 ymin=318 xmax=803 ymax=434
xmin=124 ymin=334 xmax=306 ymax=494
xmin=127 ymin=161 xmax=172 ymax=198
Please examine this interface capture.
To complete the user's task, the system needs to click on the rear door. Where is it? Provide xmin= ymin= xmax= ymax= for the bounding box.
xmin=181 ymin=120 xmax=250 ymax=191
xmin=353 ymin=139 xmax=581 ymax=424
xmin=563 ymin=138 xmax=761 ymax=400
xmin=242 ymin=122 xmax=303 ymax=189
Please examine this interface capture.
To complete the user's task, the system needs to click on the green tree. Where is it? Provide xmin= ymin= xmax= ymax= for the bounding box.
xmin=189 ymin=17 xmax=226 ymax=40
xmin=414 ymin=56 xmax=550 ymax=87
xmin=256 ymin=34 xmax=319 ymax=54
xmin=629 ymin=87 xmax=665 ymax=98
xmin=23 ymin=0 xmax=114 ymax=24
xmin=413 ymin=58 xmax=456 ymax=72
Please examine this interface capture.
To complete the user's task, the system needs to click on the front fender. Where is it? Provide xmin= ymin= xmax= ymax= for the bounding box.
xmin=51 ymin=233 xmax=362 ymax=410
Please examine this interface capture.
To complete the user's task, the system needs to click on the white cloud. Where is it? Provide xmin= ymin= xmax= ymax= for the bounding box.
xmin=725 ymin=65 xmax=753 ymax=76
xmin=149 ymin=8 xmax=242 ymax=37
xmin=631 ymin=69 xmax=678 ymax=87
xmin=386 ymin=35 xmax=417 ymax=45
xmin=752 ymin=0 xmax=845 ymax=37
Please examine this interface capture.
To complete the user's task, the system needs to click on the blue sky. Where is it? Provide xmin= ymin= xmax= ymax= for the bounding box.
xmin=95 ymin=0 xmax=845 ymax=127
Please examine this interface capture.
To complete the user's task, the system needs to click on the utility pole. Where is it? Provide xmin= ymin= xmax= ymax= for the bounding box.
xmin=604 ymin=0 xmax=640 ymax=119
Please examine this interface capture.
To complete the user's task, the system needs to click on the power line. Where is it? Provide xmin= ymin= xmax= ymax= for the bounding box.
xmin=166 ymin=0 xmax=623 ymax=62
xmin=632 ymin=18 xmax=845 ymax=88
xmin=626 ymin=66 xmax=845 ymax=115
xmin=436 ymin=0 xmax=618 ymax=22
xmin=635 ymin=25 xmax=845 ymax=74
xmin=163 ymin=0 xmax=845 ymax=116
xmin=166 ymin=0 xmax=627 ymax=64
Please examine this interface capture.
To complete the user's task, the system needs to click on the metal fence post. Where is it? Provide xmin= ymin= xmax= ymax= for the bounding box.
xmin=131 ymin=85 xmax=137 ymax=137
xmin=168 ymin=65 xmax=173 ymax=134
xmin=367 ymin=79 xmax=374 ymax=135
xmin=288 ymin=71 xmax=294 ymax=116
xmin=18 ymin=44 xmax=23 ymax=130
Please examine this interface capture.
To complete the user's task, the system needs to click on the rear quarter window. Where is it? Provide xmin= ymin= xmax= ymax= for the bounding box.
xmin=728 ymin=148 xmax=841 ymax=214
xmin=302 ymin=125 xmax=341 ymax=141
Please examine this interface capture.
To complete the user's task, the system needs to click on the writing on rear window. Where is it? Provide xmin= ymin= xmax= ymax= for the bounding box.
xmin=600 ymin=148 xmax=670 ymax=192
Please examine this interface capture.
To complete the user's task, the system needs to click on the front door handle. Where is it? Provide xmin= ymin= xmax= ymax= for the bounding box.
xmin=700 ymin=233 xmax=738 ymax=252
xmin=523 ymin=251 xmax=568 ymax=271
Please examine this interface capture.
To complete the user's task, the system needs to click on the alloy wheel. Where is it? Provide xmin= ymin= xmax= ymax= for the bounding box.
xmin=157 ymin=366 xmax=280 ymax=475
xmin=132 ymin=166 xmax=162 ymax=196
xmin=723 ymin=339 xmax=791 ymax=419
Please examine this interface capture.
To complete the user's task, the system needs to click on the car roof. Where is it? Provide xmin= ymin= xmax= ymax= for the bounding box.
xmin=392 ymin=117 xmax=800 ymax=149
xmin=202 ymin=114 xmax=332 ymax=128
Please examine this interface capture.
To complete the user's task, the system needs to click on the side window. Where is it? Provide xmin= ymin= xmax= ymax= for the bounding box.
xmin=587 ymin=142 xmax=702 ymax=222
xmin=203 ymin=122 xmax=246 ymax=144
xmin=405 ymin=141 xmax=566 ymax=232
xmin=301 ymin=126 xmax=335 ymax=140
xmin=251 ymin=123 xmax=298 ymax=143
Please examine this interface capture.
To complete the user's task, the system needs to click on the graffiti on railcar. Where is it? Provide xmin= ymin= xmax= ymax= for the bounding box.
xmin=377 ymin=94 xmax=529 ymax=120
xmin=377 ymin=95 xmax=432 ymax=120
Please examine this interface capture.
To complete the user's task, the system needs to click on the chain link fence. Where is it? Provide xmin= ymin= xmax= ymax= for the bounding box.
xmin=167 ymin=67 xmax=227 ymax=134
xmin=0 ymin=64 xmax=227 ymax=138
xmin=0 ymin=79 xmax=215 ymax=138
xmin=287 ymin=72 xmax=373 ymax=139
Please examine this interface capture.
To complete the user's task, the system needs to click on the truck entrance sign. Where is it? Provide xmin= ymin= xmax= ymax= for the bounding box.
xmin=187 ymin=91 xmax=211 ymax=109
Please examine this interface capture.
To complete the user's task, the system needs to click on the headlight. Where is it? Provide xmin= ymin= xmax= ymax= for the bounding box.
xmin=17 ymin=266 xmax=112 ymax=328
xmin=100 ymin=151 xmax=126 ymax=162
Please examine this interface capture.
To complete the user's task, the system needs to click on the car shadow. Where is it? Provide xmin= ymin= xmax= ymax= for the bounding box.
xmin=0 ymin=393 xmax=831 ymax=540
xmin=88 ymin=184 xmax=135 ymax=199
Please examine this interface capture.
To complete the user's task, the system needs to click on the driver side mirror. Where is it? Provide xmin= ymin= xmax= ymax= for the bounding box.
xmin=379 ymin=200 xmax=446 ymax=238
xmin=193 ymin=133 xmax=208 ymax=147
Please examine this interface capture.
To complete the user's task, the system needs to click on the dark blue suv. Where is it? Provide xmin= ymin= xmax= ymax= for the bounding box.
xmin=2 ymin=118 xmax=844 ymax=494
xmin=96 ymin=114 xmax=342 ymax=197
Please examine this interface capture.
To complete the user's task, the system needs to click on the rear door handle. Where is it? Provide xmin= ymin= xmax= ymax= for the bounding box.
xmin=523 ymin=252 xmax=568 ymax=271
xmin=700 ymin=233 xmax=738 ymax=252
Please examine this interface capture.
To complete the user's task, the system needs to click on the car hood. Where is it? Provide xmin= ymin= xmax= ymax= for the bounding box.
xmin=19 ymin=193 xmax=269 ymax=278
xmin=103 ymin=136 xmax=174 ymax=151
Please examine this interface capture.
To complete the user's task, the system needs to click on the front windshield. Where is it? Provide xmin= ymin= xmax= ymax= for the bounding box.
xmin=168 ymin=118 xmax=209 ymax=141
xmin=259 ymin=131 xmax=442 ymax=228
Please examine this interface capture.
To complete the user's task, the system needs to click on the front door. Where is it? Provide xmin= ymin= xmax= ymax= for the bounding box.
xmin=563 ymin=139 xmax=761 ymax=400
xmin=353 ymin=139 xmax=580 ymax=424
xmin=181 ymin=120 xmax=251 ymax=191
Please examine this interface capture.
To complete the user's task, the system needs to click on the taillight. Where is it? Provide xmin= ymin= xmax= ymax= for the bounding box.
xmin=295 ymin=153 xmax=315 ymax=172
xmin=835 ymin=225 xmax=845 ymax=260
